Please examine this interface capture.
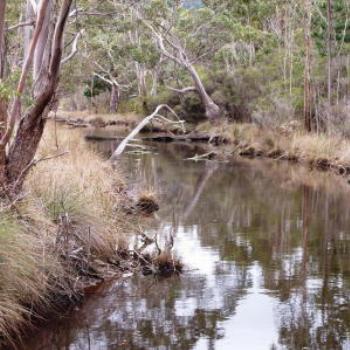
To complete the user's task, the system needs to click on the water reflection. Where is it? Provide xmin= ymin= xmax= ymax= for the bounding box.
xmin=25 ymin=141 xmax=350 ymax=350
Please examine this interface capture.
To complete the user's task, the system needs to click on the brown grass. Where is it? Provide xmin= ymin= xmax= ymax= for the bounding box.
xmin=0 ymin=123 xmax=131 ymax=347
xmin=197 ymin=121 xmax=350 ymax=172
xmin=56 ymin=109 xmax=140 ymax=125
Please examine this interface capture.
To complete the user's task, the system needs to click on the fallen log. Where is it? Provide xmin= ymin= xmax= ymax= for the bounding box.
xmin=110 ymin=104 xmax=185 ymax=159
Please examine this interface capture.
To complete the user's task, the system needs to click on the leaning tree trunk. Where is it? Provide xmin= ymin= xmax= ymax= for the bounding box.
xmin=141 ymin=19 xmax=222 ymax=123
xmin=2 ymin=0 xmax=73 ymax=192
xmin=109 ymin=84 xmax=119 ymax=113
xmin=33 ymin=0 xmax=51 ymax=81
xmin=6 ymin=92 xmax=53 ymax=185
xmin=186 ymin=63 xmax=221 ymax=122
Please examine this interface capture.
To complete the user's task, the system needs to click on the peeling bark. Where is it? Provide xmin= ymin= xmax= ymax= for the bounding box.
xmin=33 ymin=0 xmax=51 ymax=81
xmin=0 ymin=0 xmax=73 ymax=192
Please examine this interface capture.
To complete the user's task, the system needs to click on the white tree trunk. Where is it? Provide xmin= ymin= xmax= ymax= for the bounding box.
xmin=24 ymin=0 xmax=34 ymax=60
xmin=186 ymin=64 xmax=221 ymax=121
xmin=33 ymin=0 xmax=51 ymax=81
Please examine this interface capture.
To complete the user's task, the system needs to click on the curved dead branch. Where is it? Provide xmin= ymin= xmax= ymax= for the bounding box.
xmin=110 ymin=104 xmax=185 ymax=160
xmin=61 ymin=29 xmax=84 ymax=65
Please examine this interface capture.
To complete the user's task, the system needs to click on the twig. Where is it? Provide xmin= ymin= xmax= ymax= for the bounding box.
xmin=7 ymin=20 xmax=35 ymax=31
xmin=185 ymin=151 xmax=215 ymax=161
xmin=61 ymin=29 xmax=84 ymax=64
xmin=166 ymin=86 xmax=197 ymax=94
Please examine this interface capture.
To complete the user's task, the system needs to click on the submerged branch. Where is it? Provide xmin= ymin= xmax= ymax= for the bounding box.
xmin=110 ymin=104 xmax=184 ymax=160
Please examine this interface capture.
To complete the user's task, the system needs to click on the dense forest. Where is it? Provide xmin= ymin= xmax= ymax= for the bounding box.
xmin=61 ymin=0 xmax=350 ymax=132
xmin=2 ymin=0 xmax=350 ymax=139
xmin=0 ymin=1 xmax=350 ymax=349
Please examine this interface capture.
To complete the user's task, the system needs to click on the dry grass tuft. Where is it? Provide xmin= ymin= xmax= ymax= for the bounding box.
xmin=141 ymin=251 xmax=183 ymax=277
xmin=136 ymin=191 xmax=159 ymax=215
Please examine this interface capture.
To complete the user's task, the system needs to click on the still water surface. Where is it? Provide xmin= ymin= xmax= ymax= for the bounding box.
xmin=27 ymin=140 xmax=350 ymax=350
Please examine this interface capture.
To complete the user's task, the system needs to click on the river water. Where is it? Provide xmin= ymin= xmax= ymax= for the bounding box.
xmin=26 ymin=139 xmax=350 ymax=350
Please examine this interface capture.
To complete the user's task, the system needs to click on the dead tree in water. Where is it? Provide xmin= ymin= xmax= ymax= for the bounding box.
xmin=0 ymin=0 xmax=74 ymax=193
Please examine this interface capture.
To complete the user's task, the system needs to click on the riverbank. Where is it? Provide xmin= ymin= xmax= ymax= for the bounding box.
xmin=64 ymin=109 xmax=350 ymax=179
xmin=194 ymin=121 xmax=350 ymax=177
xmin=0 ymin=124 xmax=151 ymax=348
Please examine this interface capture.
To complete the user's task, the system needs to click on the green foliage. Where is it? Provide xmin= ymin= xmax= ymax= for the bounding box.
xmin=83 ymin=76 xmax=110 ymax=98
xmin=312 ymin=0 xmax=350 ymax=54
xmin=0 ymin=69 xmax=21 ymax=102
xmin=118 ymin=98 xmax=144 ymax=114
xmin=130 ymin=41 xmax=160 ymax=67
xmin=0 ymin=82 xmax=11 ymax=102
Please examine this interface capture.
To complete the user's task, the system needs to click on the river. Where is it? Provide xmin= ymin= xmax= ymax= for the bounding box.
xmin=24 ymin=138 xmax=350 ymax=350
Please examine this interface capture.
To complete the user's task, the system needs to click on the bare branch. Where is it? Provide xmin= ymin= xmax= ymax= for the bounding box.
xmin=93 ymin=62 xmax=131 ymax=90
xmin=141 ymin=19 xmax=184 ymax=66
xmin=94 ymin=72 xmax=113 ymax=85
xmin=61 ymin=29 xmax=84 ymax=64
xmin=7 ymin=20 xmax=35 ymax=31
xmin=166 ymin=86 xmax=197 ymax=94
xmin=111 ymin=104 xmax=184 ymax=159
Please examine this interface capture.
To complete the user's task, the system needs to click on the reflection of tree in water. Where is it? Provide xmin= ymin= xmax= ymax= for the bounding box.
xmin=28 ymin=142 xmax=350 ymax=349
xmin=136 ymin=146 xmax=350 ymax=349
xmin=27 ymin=264 xmax=250 ymax=350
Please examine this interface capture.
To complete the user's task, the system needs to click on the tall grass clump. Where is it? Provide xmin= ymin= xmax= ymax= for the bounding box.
xmin=0 ymin=123 xmax=129 ymax=347
xmin=0 ymin=211 xmax=64 ymax=347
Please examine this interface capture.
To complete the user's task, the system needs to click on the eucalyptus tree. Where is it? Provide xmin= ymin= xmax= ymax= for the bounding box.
xmin=138 ymin=0 xmax=231 ymax=122
xmin=0 ymin=0 xmax=78 ymax=192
